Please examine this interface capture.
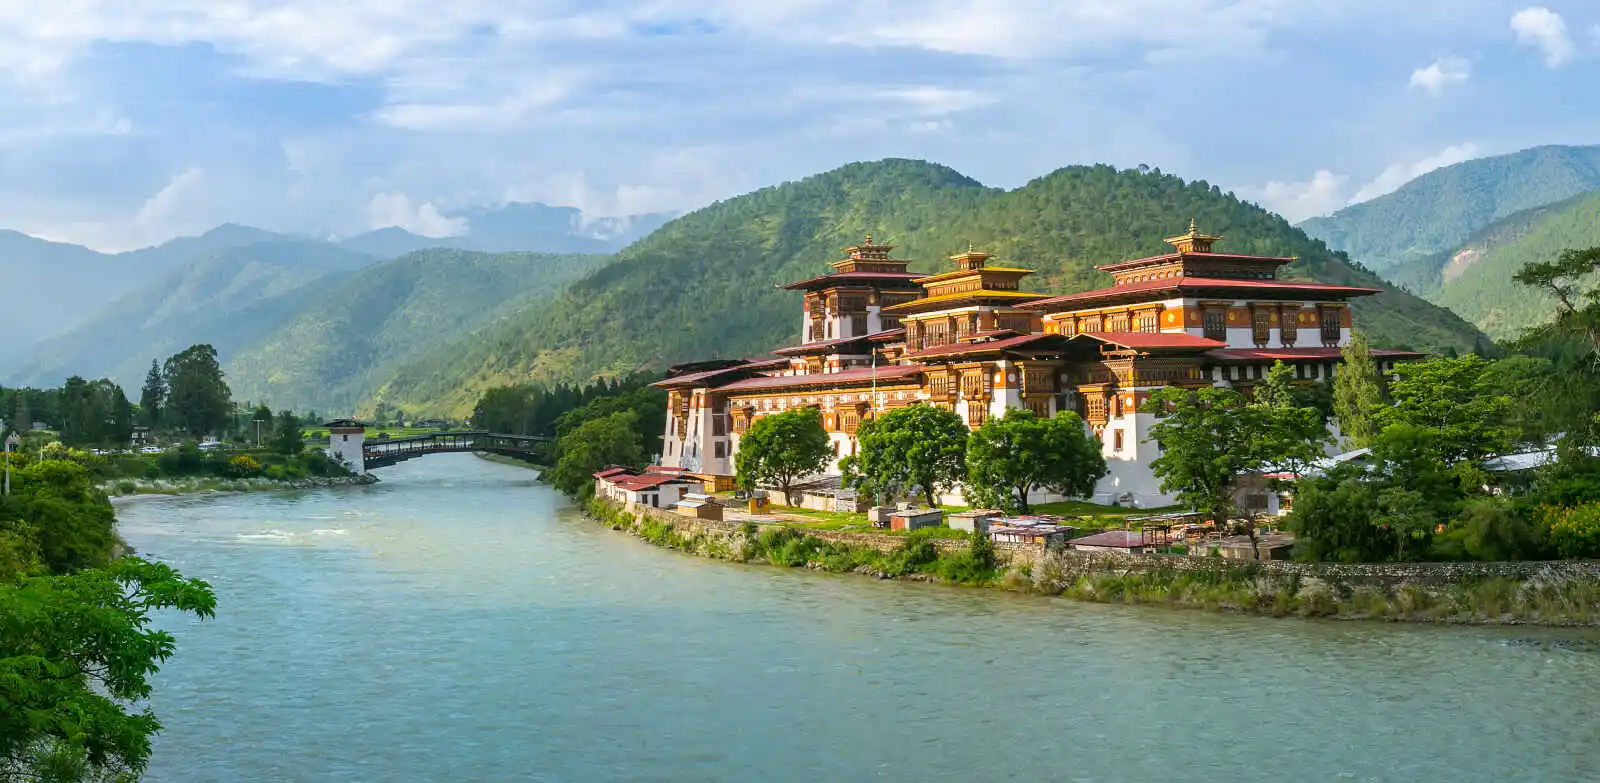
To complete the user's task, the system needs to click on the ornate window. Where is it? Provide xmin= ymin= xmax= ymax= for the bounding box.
xmin=1252 ymin=309 xmax=1271 ymax=347
xmin=1137 ymin=312 xmax=1158 ymax=333
xmin=1320 ymin=308 xmax=1341 ymax=345
xmin=1203 ymin=308 xmax=1227 ymax=342
xmin=1281 ymin=309 xmax=1299 ymax=346
xmin=1107 ymin=313 xmax=1130 ymax=332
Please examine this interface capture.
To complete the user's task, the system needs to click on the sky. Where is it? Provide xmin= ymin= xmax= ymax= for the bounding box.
xmin=0 ymin=1 xmax=1595 ymax=251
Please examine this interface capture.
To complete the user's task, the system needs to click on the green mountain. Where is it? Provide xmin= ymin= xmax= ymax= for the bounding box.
xmin=8 ymin=241 xmax=376 ymax=390
xmin=373 ymin=159 xmax=1488 ymax=417
xmin=1299 ymin=145 xmax=1600 ymax=272
xmin=226 ymin=249 xmax=607 ymax=412
xmin=1386 ymin=191 xmax=1600 ymax=340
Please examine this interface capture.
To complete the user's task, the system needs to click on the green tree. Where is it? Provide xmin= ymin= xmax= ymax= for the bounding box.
xmin=1255 ymin=360 xmax=1297 ymax=409
xmin=1379 ymin=354 xmax=1509 ymax=465
xmin=845 ymin=404 xmax=968 ymax=507
xmin=964 ymin=409 xmax=1105 ymax=513
xmin=735 ymin=407 xmax=833 ymax=503
xmin=0 ymin=557 xmax=216 ymax=781
xmin=138 ymin=359 xmax=166 ymax=431
xmin=273 ymin=410 xmax=304 ymax=455
xmin=1333 ymin=331 xmax=1386 ymax=449
xmin=547 ymin=411 xmax=647 ymax=497
xmin=250 ymin=405 xmax=274 ymax=447
xmin=1144 ymin=386 xmax=1326 ymax=531
xmin=162 ymin=344 xmax=232 ymax=438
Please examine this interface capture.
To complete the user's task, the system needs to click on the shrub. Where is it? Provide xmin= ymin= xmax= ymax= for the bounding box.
xmin=1544 ymin=504 xmax=1600 ymax=559
xmin=1456 ymin=498 xmax=1550 ymax=561
xmin=227 ymin=455 xmax=261 ymax=477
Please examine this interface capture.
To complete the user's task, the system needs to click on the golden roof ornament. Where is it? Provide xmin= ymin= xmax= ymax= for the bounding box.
xmin=1164 ymin=219 xmax=1221 ymax=254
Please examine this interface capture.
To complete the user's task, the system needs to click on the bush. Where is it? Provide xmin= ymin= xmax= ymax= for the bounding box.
xmin=1456 ymin=498 xmax=1550 ymax=561
xmin=1544 ymin=504 xmax=1600 ymax=559
xmin=227 ymin=455 xmax=261 ymax=478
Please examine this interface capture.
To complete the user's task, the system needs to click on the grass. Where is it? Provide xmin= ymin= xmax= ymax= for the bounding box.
xmin=765 ymin=505 xmax=971 ymax=539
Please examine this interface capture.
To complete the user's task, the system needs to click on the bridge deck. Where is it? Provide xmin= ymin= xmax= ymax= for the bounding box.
xmin=362 ymin=431 xmax=550 ymax=469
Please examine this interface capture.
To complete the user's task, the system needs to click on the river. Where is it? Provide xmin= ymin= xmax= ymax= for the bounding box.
xmin=119 ymin=454 xmax=1600 ymax=782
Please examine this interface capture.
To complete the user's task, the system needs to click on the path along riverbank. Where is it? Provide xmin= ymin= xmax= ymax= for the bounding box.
xmin=589 ymin=498 xmax=1600 ymax=627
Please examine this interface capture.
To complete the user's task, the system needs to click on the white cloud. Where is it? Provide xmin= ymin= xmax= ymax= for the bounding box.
xmin=365 ymin=191 xmax=467 ymax=237
xmin=1409 ymin=56 xmax=1470 ymax=95
xmin=1350 ymin=143 xmax=1480 ymax=204
xmin=1234 ymin=170 xmax=1350 ymax=223
xmin=1512 ymin=6 xmax=1577 ymax=67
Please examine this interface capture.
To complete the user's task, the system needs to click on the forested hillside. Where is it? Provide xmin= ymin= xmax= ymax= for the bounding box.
xmin=1299 ymin=145 xmax=1600 ymax=272
xmin=373 ymin=159 xmax=1486 ymax=416
xmin=227 ymin=249 xmax=607 ymax=411
xmin=1387 ymin=191 xmax=1600 ymax=340
xmin=9 ymin=241 xmax=376 ymax=389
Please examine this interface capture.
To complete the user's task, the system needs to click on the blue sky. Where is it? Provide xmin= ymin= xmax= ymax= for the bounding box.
xmin=0 ymin=1 xmax=1595 ymax=250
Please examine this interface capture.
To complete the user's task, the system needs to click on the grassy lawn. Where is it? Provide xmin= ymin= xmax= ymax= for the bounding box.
xmin=765 ymin=505 xmax=971 ymax=539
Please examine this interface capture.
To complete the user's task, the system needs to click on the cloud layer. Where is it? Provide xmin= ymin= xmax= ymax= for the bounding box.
xmin=0 ymin=1 xmax=1592 ymax=248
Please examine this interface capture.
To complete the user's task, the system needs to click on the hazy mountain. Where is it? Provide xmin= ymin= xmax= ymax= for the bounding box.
xmin=371 ymin=159 xmax=1488 ymax=417
xmin=1387 ymin=191 xmax=1600 ymax=340
xmin=337 ymin=203 xmax=674 ymax=257
xmin=8 ymin=241 xmax=378 ymax=390
xmin=1299 ymin=145 xmax=1600 ymax=272
xmin=226 ymin=249 xmax=608 ymax=413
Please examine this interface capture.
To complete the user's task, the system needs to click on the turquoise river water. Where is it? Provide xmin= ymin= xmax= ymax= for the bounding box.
xmin=119 ymin=454 xmax=1600 ymax=781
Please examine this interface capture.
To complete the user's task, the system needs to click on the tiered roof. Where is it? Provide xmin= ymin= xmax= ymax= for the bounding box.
xmin=780 ymin=236 xmax=925 ymax=291
xmin=885 ymin=246 xmax=1049 ymax=315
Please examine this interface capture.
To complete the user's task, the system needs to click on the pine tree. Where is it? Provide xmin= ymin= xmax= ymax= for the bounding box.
xmin=139 ymin=359 xmax=166 ymax=431
xmin=1334 ymin=331 xmax=1386 ymax=449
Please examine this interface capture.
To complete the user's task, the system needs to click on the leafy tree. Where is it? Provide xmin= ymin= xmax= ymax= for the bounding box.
xmin=1145 ymin=386 xmax=1326 ymax=533
xmin=1378 ymin=354 xmax=1509 ymax=465
xmin=273 ymin=410 xmax=304 ymax=455
xmin=0 ymin=558 xmax=216 ymax=781
xmin=1333 ymin=331 xmax=1386 ymax=449
xmin=250 ymin=404 xmax=274 ymax=447
xmin=547 ymin=411 xmax=647 ymax=497
xmin=1254 ymin=360 xmax=1297 ymax=409
xmin=735 ymin=407 xmax=833 ymax=503
xmin=1514 ymin=245 xmax=1600 ymax=355
xmin=1286 ymin=475 xmax=1393 ymax=563
xmin=964 ymin=409 xmax=1105 ymax=513
xmin=845 ymin=404 xmax=968 ymax=506
xmin=162 ymin=344 xmax=232 ymax=438
xmin=1481 ymin=356 xmax=1559 ymax=447
xmin=138 ymin=359 xmax=166 ymax=431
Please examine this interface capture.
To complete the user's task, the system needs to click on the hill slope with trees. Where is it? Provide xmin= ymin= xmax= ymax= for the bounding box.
xmin=1386 ymin=191 xmax=1600 ymax=340
xmin=374 ymin=159 xmax=1486 ymax=416
xmin=1299 ymin=145 xmax=1600 ymax=272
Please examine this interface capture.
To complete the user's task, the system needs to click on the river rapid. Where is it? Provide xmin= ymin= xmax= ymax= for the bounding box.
xmin=120 ymin=454 xmax=1600 ymax=782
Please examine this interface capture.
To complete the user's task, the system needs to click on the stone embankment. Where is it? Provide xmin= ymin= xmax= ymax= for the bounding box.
xmin=592 ymin=499 xmax=1600 ymax=627
xmin=107 ymin=473 xmax=378 ymax=499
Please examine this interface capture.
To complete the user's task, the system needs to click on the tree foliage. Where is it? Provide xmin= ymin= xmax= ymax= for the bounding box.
xmin=546 ymin=411 xmax=647 ymax=498
xmin=56 ymin=377 xmax=134 ymax=447
xmin=1145 ymin=386 xmax=1326 ymax=528
xmin=1378 ymin=354 xmax=1509 ymax=465
xmin=735 ymin=407 xmax=833 ymax=501
xmin=844 ymin=404 xmax=968 ymax=507
xmin=162 ymin=344 xmax=232 ymax=438
xmin=964 ymin=409 xmax=1105 ymax=513
xmin=138 ymin=360 xmax=166 ymax=431
xmin=1333 ymin=331 xmax=1386 ymax=449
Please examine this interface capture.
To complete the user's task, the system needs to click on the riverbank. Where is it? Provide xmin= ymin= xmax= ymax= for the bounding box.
xmin=106 ymin=473 xmax=379 ymax=500
xmin=589 ymin=498 xmax=1600 ymax=626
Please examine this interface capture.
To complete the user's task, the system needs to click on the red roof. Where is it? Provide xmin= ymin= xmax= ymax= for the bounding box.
xmin=1024 ymin=277 xmax=1382 ymax=311
xmin=780 ymin=271 xmax=926 ymax=290
xmin=644 ymin=465 xmax=690 ymax=474
xmin=1096 ymin=251 xmax=1295 ymax=273
xmin=1074 ymin=332 xmax=1225 ymax=351
xmin=771 ymin=329 xmax=904 ymax=356
xmin=614 ymin=473 xmax=694 ymax=491
xmin=714 ymin=365 xmax=922 ymax=393
xmin=1206 ymin=347 xmax=1425 ymax=363
xmin=902 ymin=333 xmax=1071 ymax=361
xmin=651 ymin=358 xmax=788 ymax=389
xmin=593 ymin=467 xmax=633 ymax=479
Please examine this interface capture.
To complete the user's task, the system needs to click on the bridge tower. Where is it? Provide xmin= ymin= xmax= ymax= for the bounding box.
xmin=323 ymin=419 xmax=367 ymax=474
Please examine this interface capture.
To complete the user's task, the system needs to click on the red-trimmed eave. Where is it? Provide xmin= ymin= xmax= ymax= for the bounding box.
xmin=1022 ymin=277 xmax=1383 ymax=311
xmin=715 ymin=365 xmax=923 ymax=393
xmin=1095 ymin=251 xmax=1296 ymax=273
xmin=614 ymin=474 xmax=694 ymax=491
xmin=771 ymin=328 xmax=905 ymax=356
xmin=651 ymin=358 xmax=789 ymax=389
xmin=1073 ymin=332 xmax=1226 ymax=351
xmin=779 ymin=271 xmax=926 ymax=290
xmin=1205 ymin=347 xmax=1425 ymax=363
xmin=593 ymin=467 xmax=634 ymax=479
xmin=901 ymin=333 xmax=1073 ymax=361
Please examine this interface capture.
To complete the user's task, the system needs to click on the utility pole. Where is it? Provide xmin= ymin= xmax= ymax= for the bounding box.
xmin=4 ymin=432 xmax=17 ymax=495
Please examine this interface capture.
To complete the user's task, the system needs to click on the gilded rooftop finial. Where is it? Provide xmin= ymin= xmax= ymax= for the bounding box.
xmin=1164 ymin=219 xmax=1221 ymax=253
xmin=864 ymin=233 xmax=873 ymax=244
xmin=1188 ymin=217 xmax=1198 ymax=234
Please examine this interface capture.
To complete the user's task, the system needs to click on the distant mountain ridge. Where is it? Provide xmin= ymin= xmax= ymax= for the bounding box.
xmin=1386 ymin=190 xmax=1600 ymax=340
xmin=0 ymin=201 xmax=670 ymax=365
xmin=369 ymin=158 xmax=1489 ymax=417
xmin=1299 ymin=145 xmax=1600 ymax=272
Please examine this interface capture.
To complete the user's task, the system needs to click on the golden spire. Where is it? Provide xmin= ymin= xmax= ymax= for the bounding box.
xmin=1165 ymin=219 xmax=1221 ymax=254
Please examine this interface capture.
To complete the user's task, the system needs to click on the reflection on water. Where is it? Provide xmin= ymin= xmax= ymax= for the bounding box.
xmin=123 ymin=454 xmax=1600 ymax=782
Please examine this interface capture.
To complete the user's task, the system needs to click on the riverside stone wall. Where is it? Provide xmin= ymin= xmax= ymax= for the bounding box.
xmin=607 ymin=500 xmax=1600 ymax=586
